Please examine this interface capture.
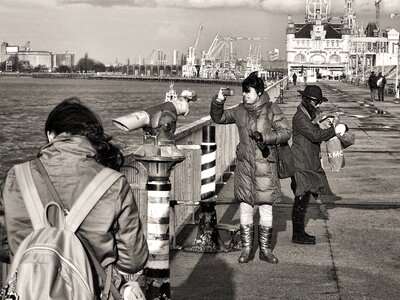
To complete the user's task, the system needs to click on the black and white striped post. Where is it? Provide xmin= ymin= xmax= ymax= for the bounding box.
xmin=145 ymin=164 xmax=178 ymax=300
xmin=136 ymin=143 xmax=185 ymax=300
xmin=184 ymin=125 xmax=222 ymax=253
xmin=112 ymin=94 xmax=199 ymax=299
xmin=200 ymin=125 xmax=217 ymax=200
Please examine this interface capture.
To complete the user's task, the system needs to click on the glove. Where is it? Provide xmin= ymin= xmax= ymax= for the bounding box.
xmin=249 ymin=131 xmax=263 ymax=142
xmin=250 ymin=131 xmax=270 ymax=158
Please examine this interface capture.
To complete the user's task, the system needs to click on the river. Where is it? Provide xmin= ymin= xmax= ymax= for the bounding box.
xmin=0 ymin=76 xmax=243 ymax=181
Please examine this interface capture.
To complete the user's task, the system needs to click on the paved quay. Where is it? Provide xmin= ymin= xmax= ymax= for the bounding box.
xmin=170 ymin=81 xmax=400 ymax=300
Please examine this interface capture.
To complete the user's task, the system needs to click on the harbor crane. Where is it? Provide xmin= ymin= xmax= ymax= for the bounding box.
xmin=183 ymin=23 xmax=203 ymax=77
xmin=146 ymin=49 xmax=156 ymax=65
xmin=222 ymin=36 xmax=268 ymax=69
xmin=203 ymin=31 xmax=226 ymax=61
xmin=375 ymin=0 xmax=382 ymax=33
xmin=198 ymin=30 xmax=268 ymax=79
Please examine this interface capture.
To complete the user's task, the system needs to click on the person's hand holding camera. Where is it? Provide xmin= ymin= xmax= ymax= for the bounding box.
xmin=215 ymin=88 xmax=227 ymax=104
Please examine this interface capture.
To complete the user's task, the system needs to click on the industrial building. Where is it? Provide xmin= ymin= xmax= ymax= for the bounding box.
xmin=0 ymin=41 xmax=75 ymax=70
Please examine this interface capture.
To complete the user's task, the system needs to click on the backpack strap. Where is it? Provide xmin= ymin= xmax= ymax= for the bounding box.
xmin=14 ymin=161 xmax=45 ymax=230
xmin=34 ymin=159 xmax=124 ymax=300
xmin=35 ymin=157 xmax=69 ymax=215
xmin=65 ymin=169 xmax=123 ymax=300
xmin=65 ymin=168 xmax=123 ymax=233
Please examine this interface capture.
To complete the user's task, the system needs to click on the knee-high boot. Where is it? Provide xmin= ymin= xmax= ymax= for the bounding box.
xmin=292 ymin=194 xmax=316 ymax=244
xmin=238 ymin=224 xmax=254 ymax=263
xmin=258 ymin=225 xmax=278 ymax=263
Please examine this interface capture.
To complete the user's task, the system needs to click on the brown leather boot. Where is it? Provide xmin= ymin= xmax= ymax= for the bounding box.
xmin=258 ymin=225 xmax=278 ymax=263
xmin=238 ymin=224 xmax=254 ymax=263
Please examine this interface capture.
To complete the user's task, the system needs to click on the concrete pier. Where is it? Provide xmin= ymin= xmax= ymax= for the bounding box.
xmin=170 ymin=81 xmax=400 ymax=300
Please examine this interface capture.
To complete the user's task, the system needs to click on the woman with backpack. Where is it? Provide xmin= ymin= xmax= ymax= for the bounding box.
xmin=0 ymin=98 xmax=148 ymax=299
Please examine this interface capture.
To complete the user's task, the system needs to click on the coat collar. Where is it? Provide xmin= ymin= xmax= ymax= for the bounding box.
xmin=38 ymin=133 xmax=97 ymax=159
xmin=298 ymin=103 xmax=323 ymax=125
xmin=298 ymin=103 xmax=312 ymax=120
xmin=244 ymin=93 xmax=270 ymax=119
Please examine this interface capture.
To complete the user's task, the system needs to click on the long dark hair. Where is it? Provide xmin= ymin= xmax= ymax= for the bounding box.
xmin=45 ymin=97 xmax=124 ymax=170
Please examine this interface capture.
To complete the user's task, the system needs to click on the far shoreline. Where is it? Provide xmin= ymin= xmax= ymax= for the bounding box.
xmin=1 ymin=71 xmax=243 ymax=86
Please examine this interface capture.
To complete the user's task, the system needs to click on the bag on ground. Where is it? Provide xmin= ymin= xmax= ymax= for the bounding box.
xmin=1 ymin=161 xmax=123 ymax=300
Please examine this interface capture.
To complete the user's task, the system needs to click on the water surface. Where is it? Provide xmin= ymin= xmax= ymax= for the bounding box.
xmin=0 ymin=76 xmax=242 ymax=181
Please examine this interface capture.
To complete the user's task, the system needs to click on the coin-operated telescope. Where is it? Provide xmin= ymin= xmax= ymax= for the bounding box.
xmin=112 ymin=90 xmax=197 ymax=299
xmin=112 ymin=90 xmax=197 ymax=179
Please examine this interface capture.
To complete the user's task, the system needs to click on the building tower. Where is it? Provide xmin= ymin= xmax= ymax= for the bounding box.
xmin=305 ymin=0 xmax=331 ymax=23
xmin=343 ymin=0 xmax=357 ymax=35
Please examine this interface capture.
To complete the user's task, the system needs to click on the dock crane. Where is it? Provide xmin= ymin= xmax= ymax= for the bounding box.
xmin=183 ymin=24 xmax=203 ymax=77
xmin=375 ymin=0 xmax=382 ymax=33
xmin=146 ymin=49 xmax=156 ymax=65
xmin=222 ymin=36 xmax=268 ymax=70
xmin=187 ymin=24 xmax=203 ymax=66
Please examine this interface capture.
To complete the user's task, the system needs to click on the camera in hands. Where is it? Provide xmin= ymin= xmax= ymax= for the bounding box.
xmin=221 ymin=87 xmax=235 ymax=97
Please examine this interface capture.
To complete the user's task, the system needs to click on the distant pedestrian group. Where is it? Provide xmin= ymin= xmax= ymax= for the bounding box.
xmin=368 ymin=71 xmax=387 ymax=101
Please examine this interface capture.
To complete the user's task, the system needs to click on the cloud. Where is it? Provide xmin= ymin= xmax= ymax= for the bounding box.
xmin=3 ymin=0 xmax=398 ymax=15
xmin=53 ymin=0 xmax=400 ymax=14
xmin=57 ymin=0 xmax=156 ymax=7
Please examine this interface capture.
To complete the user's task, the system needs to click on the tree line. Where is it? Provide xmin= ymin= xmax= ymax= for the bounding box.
xmin=0 ymin=53 xmax=120 ymax=73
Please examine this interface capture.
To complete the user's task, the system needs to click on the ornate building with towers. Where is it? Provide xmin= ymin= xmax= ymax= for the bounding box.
xmin=287 ymin=0 xmax=399 ymax=83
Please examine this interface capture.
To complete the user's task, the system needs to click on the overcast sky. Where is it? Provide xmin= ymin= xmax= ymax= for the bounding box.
xmin=1 ymin=0 xmax=399 ymax=65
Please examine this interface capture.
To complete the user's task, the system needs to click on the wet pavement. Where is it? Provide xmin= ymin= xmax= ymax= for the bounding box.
xmin=170 ymin=81 xmax=400 ymax=300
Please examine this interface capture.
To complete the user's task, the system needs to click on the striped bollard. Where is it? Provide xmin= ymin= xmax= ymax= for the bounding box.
xmin=200 ymin=125 xmax=217 ymax=200
xmin=146 ymin=176 xmax=172 ymax=300
xmin=184 ymin=125 xmax=222 ymax=253
xmin=136 ymin=146 xmax=185 ymax=299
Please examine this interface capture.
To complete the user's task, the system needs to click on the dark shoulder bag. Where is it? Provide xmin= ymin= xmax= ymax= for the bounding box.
xmin=272 ymin=142 xmax=295 ymax=179
xmin=266 ymin=103 xmax=295 ymax=179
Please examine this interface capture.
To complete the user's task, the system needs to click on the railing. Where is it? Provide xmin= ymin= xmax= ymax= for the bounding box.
xmin=121 ymin=76 xmax=289 ymax=238
xmin=0 ymin=76 xmax=288 ymax=285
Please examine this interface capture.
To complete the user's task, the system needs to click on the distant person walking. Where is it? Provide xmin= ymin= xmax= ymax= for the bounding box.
xmin=292 ymin=72 xmax=297 ymax=85
xmin=210 ymin=72 xmax=291 ymax=264
xmin=376 ymin=72 xmax=387 ymax=101
xmin=368 ymin=71 xmax=378 ymax=101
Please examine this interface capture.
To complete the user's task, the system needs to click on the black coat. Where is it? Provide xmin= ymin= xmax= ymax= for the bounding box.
xmin=291 ymin=104 xmax=336 ymax=196
xmin=368 ymin=74 xmax=378 ymax=89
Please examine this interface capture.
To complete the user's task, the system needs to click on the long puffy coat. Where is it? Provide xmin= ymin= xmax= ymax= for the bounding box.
xmin=210 ymin=93 xmax=291 ymax=206
xmin=291 ymin=104 xmax=336 ymax=196
xmin=0 ymin=134 xmax=148 ymax=285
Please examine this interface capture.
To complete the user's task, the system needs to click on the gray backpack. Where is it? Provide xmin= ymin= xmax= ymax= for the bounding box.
xmin=1 ymin=160 xmax=123 ymax=300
